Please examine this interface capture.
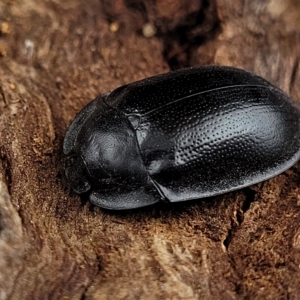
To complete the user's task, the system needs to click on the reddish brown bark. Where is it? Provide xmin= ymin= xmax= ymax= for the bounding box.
xmin=0 ymin=0 xmax=300 ymax=299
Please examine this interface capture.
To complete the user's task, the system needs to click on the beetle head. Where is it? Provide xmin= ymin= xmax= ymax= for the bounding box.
xmin=65 ymin=109 xmax=150 ymax=194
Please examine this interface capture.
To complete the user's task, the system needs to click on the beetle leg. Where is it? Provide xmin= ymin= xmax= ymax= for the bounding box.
xmin=89 ymin=185 xmax=162 ymax=210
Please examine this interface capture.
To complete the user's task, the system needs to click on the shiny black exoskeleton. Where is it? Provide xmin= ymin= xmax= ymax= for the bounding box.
xmin=63 ymin=66 xmax=300 ymax=210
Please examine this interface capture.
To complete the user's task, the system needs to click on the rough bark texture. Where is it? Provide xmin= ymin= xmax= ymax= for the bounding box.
xmin=1 ymin=0 xmax=300 ymax=299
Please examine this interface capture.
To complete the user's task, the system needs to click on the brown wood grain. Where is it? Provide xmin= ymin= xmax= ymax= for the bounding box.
xmin=0 ymin=0 xmax=300 ymax=299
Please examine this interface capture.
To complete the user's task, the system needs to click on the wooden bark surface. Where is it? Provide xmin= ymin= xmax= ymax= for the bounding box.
xmin=1 ymin=0 xmax=300 ymax=299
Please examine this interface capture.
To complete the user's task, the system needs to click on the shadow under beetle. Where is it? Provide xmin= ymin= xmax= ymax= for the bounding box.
xmin=63 ymin=66 xmax=300 ymax=210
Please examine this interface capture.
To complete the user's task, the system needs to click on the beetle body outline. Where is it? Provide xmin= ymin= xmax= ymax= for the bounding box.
xmin=63 ymin=66 xmax=300 ymax=210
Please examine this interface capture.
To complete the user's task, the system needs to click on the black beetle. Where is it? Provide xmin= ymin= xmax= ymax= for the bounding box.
xmin=63 ymin=66 xmax=300 ymax=210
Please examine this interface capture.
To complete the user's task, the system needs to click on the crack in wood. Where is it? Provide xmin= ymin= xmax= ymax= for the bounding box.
xmin=223 ymin=189 xmax=257 ymax=250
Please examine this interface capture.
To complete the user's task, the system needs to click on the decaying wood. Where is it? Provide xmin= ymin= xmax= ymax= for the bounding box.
xmin=0 ymin=0 xmax=300 ymax=299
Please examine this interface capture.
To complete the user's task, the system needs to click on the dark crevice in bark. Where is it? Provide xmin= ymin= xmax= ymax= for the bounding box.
xmin=290 ymin=58 xmax=299 ymax=95
xmin=160 ymin=0 xmax=220 ymax=69
xmin=80 ymin=291 xmax=87 ymax=300
xmin=0 ymin=147 xmax=12 ymax=194
xmin=223 ymin=189 xmax=257 ymax=250
xmin=240 ymin=188 xmax=256 ymax=215
xmin=0 ymin=86 xmax=7 ymax=105
xmin=101 ymin=0 xmax=221 ymax=69
xmin=223 ymin=217 xmax=235 ymax=250
xmin=80 ymin=254 xmax=102 ymax=300
xmin=222 ymin=190 xmax=258 ymax=298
